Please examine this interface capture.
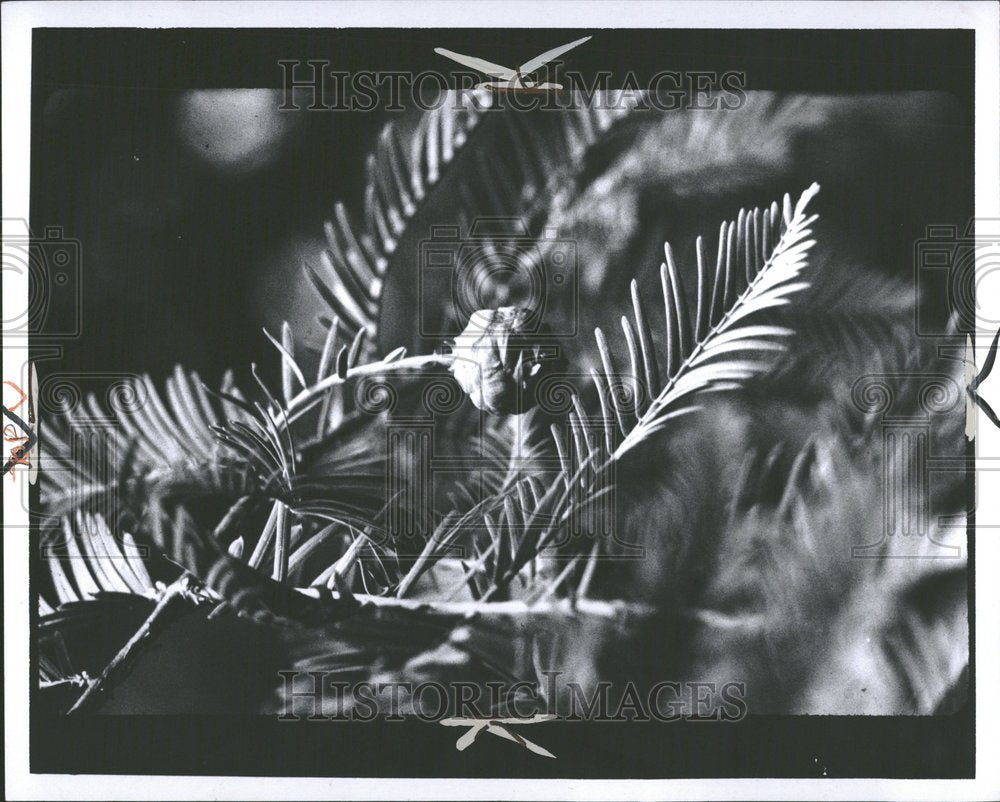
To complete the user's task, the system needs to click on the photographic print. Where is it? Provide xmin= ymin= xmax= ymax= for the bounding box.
xmin=3 ymin=2 xmax=999 ymax=800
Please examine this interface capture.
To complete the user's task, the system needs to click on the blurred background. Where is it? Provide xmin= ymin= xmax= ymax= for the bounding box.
xmin=28 ymin=27 xmax=973 ymax=396
xmin=31 ymin=86 xmax=971 ymax=383
xmin=31 ymin=84 xmax=386 ymax=384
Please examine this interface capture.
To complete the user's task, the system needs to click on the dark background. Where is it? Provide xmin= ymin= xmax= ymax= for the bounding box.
xmin=29 ymin=28 xmax=975 ymax=382
xmin=29 ymin=27 xmax=975 ymax=779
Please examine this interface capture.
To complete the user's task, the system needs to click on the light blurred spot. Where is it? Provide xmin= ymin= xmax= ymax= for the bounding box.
xmin=175 ymin=89 xmax=300 ymax=173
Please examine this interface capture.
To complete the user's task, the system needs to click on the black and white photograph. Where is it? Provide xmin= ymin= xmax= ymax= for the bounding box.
xmin=3 ymin=2 xmax=999 ymax=800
